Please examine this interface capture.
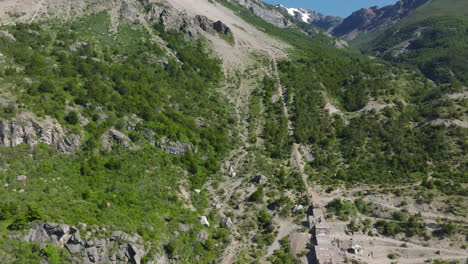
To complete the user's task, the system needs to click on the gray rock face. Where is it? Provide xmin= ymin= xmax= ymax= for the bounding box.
xmin=194 ymin=15 xmax=211 ymax=31
xmin=212 ymin=20 xmax=232 ymax=35
xmin=100 ymin=128 xmax=139 ymax=151
xmin=27 ymin=223 xmax=146 ymax=264
xmin=237 ymin=0 xmax=292 ymax=28
xmin=145 ymin=3 xmax=198 ymax=36
xmin=0 ymin=113 xmax=81 ymax=153
xmin=157 ymin=138 xmax=194 ymax=155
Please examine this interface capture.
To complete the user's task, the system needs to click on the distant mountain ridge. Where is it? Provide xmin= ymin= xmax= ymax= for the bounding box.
xmin=332 ymin=0 xmax=431 ymax=39
xmin=276 ymin=0 xmax=431 ymax=39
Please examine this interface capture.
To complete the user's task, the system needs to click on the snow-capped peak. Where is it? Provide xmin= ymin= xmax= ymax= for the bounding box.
xmin=277 ymin=5 xmax=312 ymax=23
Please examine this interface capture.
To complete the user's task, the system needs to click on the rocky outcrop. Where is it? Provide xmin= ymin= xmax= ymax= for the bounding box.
xmin=100 ymin=128 xmax=138 ymax=151
xmin=194 ymin=15 xmax=211 ymax=31
xmin=146 ymin=3 xmax=233 ymax=38
xmin=194 ymin=15 xmax=233 ymax=35
xmin=332 ymin=0 xmax=430 ymax=39
xmin=145 ymin=3 xmax=198 ymax=36
xmin=254 ymin=174 xmax=268 ymax=184
xmin=0 ymin=113 xmax=81 ymax=153
xmin=27 ymin=223 xmax=147 ymax=264
xmin=156 ymin=137 xmax=194 ymax=155
xmin=236 ymin=0 xmax=292 ymax=28
xmin=212 ymin=20 xmax=232 ymax=35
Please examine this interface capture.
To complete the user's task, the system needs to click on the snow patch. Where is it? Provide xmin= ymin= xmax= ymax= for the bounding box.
xmin=279 ymin=5 xmax=311 ymax=23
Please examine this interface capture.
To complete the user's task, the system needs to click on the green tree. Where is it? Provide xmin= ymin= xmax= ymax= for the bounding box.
xmin=65 ymin=111 xmax=79 ymax=125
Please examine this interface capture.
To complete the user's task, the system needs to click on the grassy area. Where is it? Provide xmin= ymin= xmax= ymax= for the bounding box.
xmin=400 ymin=0 xmax=468 ymax=25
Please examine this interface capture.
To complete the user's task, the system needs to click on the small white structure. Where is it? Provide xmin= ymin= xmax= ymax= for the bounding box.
xmin=199 ymin=216 xmax=210 ymax=227
xmin=194 ymin=189 xmax=201 ymax=194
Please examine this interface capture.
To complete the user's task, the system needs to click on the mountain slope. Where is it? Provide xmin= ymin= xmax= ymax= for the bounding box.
xmin=356 ymin=0 xmax=468 ymax=85
xmin=332 ymin=0 xmax=430 ymax=39
xmin=0 ymin=0 xmax=466 ymax=263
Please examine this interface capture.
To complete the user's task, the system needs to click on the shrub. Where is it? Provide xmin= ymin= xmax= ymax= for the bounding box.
xmin=8 ymin=216 xmax=29 ymax=230
xmin=65 ymin=111 xmax=79 ymax=125
xmin=38 ymin=80 xmax=56 ymax=93
xmin=387 ymin=252 xmax=399 ymax=259
xmin=249 ymin=187 xmax=264 ymax=202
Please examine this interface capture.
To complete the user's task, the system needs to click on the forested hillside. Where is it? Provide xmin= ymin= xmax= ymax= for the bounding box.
xmin=0 ymin=10 xmax=234 ymax=263
xmin=0 ymin=0 xmax=466 ymax=263
xmin=355 ymin=0 xmax=468 ymax=85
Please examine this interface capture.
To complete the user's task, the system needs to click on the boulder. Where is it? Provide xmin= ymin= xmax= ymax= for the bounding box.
xmin=254 ymin=174 xmax=268 ymax=184
xmin=127 ymin=243 xmax=145 ymax=264
xmin=222 ymin=217 xmax=233 ymax=229
xmin=197 ymin=230 xmax=209 ymax=241
xmin=86 ymin=246 xmax=99 ymax=262
xmin=212 ymin=21 xmax=232 ymax=35
xmin=194 ymin=15 xmax=211 ymax=31
xmin=228 ymin=166 xmax=237 ymax=177
xmin=199 ymin=216 xmax=210 ymax=227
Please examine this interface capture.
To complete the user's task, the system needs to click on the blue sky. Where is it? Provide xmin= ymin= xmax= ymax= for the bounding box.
xmin=263 ymin=0 xmax=398 ymax=17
